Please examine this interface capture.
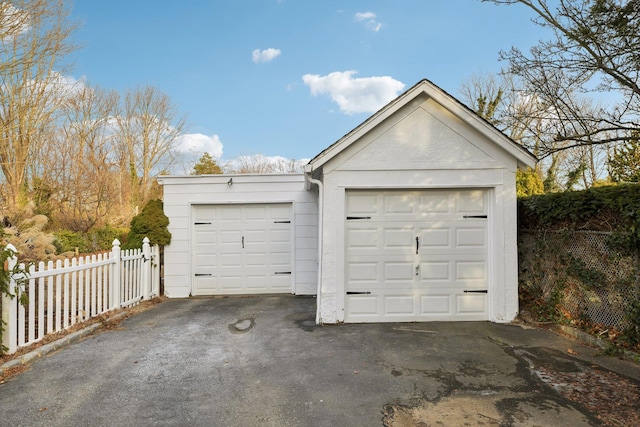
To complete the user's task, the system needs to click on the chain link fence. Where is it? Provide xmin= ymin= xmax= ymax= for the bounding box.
xmin=519 ymin=230 xmax=639 ymax=331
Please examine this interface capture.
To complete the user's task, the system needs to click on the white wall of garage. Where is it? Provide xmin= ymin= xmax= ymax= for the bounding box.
xmin=158 ymin=174 xmax=318 ymax=297
xmin=307 ymin=82 xmax=535 ymax=324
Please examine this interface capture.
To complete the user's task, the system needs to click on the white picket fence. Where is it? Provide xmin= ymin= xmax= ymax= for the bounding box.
xmin=1 ymin=238 xmax=160 ymax=355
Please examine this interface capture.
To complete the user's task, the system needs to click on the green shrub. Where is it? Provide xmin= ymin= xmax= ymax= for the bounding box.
xmin=519 ymin=183 xmax=640 ymax=233
xmin=54 ymin=226 xmax=128 ymax=254
xmin=123 ymin=199 xmax=171 ymax=249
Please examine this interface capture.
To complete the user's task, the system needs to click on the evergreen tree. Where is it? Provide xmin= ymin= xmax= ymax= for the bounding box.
xmin=608 ymin=137 xmax=640 ymax=183
xmin=191 ymin=152 xmax=222 ymax=175
xmin=124 ymin=199 xmax=171 ymax=249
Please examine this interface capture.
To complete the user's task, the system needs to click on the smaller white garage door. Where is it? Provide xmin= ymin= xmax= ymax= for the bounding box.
xmin=192 ymin=203 xmax=292 ymax=295
xmin=345 ymin=189 xmax=489 ymax=322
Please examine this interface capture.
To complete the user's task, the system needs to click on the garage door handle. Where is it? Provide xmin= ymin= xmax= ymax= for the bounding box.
xmin=347 ymin=291 xmax=371 ymax=295
xmin=464 ymin=289 xmax=488 ymax=293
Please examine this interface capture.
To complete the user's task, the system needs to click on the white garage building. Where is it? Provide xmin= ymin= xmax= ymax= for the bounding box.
xmin=159 ymin=79 xmax=537 ymax=324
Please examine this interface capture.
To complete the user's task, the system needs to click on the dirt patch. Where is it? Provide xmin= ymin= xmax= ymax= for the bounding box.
xmin=383 ymin=343 xmax=640 ymax=426
xmin=383 ymin=395 xmax=502 ymax=426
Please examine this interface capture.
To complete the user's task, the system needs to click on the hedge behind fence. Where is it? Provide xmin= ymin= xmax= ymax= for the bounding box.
xmin=518 ymin=184 xmax=640 ymax=353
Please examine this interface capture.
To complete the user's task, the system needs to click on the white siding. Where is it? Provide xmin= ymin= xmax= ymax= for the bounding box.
xmin=314 ymin=95 xmax=521 ymax=324
xmin=159 ymin=174 xmax=318 ymax=297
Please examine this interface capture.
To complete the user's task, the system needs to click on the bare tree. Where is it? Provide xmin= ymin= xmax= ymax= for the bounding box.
xmin=483 ymin=0 xmax=640 ymax=155
xmin=114 ymin=86 xmax=187 ymax=211
xmin=0 ymin=0 xmax=77 ymax=216
xmin=461 ymin=71 xmax=608 ymax=189
xmin=40 ymin=84 xmax=123 ymax=231
xmin=224 ymin=154 xmax=306 ymax=174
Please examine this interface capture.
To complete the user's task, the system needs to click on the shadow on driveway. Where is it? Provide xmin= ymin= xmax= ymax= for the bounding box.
xmin=1 ymin=295 xmax=639 ymax=426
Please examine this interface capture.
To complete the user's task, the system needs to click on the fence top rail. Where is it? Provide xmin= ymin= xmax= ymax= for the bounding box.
xmin=15 ymin=256 xmax=116 ymax=280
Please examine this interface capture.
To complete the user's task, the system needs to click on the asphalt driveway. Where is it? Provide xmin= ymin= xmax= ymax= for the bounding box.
xmin=1 ymin=295 xmax=639 ymax=426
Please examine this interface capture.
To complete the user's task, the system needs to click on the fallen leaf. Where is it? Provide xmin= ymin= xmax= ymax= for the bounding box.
xmin=353 ymin=370 xmax=359 ymax=374
xmin=567 ymin=348 xmax=578 ymax=355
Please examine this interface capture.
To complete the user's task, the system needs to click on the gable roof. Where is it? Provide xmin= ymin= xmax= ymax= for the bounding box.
xmin=305 ymin=79 xmax=537 ymax=173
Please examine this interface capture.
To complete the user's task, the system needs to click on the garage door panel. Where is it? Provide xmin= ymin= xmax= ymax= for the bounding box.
xmin=418 ymin=193 xmax=451 ymax=214
xmin=270 ymin=251 xmax=291 ymax=266
xmin=245 ymin=253 xmax=267 ymax=266
xmin=420 ymin=295 xmax=452 ymax=314
xmin=192 ymin=203 xmax=292 ymax=296
xmin=347 ymin=193 xmax=379 ymax=215
xmin=419 ymin=228 xmax=451 ymax=248
xmin=346 ymin=295 xmax=379 ymax=318
xmin=220 ymin=253 xmax=242 ymax=267
xmin=456 ymin=227 xmax=486 ymax=247
xmin=455 ymin=261 xmax=487 ymax=281
xmin=348 ymin=262 xmax=378 ymax=283
xmin=456 ymin=190 xmax=486 ymax=213
xmin=195 ymin=231 xmax=217 ymax=244
xmin=270 ymin=229 xmax=291 ymax=243
xmin=220 ymin=230 xmax=242 ymax=244
xmin=383 ymin=194 xmax=414 ymax=215
xmin=194 ymin=276 xmax=218 ymax=292
xmin=384 ymin=262 xmax=414 ymax=282
xmin=244 ymin=229 xmax=267 ymax=244
xmin=420 ymin=261 xmax=451 ymax=281
xmin=457 ymin=294 xmax=487 ymax=314
xmin=269 ymin=204 xmax=293 ymax=218
xmin=194 ymin=254 xmax=217 ymax=267
xmin=346 ymin=228 xmax=380 ymax=249
xmin=384 ymin=295 xmax=415 ymax=315
xmin=383 ymin=228 xmax=415 ymax=249
xmin=345 ymin=189 xmax=488 ymax=322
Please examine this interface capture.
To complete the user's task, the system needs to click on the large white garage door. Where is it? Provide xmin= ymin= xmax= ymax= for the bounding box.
xmin=192 ymin=203 xmax=292 ymax=295
xmin=345 ymin=189 xmax=489 ymax=322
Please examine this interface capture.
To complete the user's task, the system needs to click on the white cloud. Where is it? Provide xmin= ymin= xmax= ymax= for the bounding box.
xmin=252 ymin=48 xmax=282 ymax=63
xmin=175 ymin=133 xmax=223 ymax=159
xmin=302 ymin=71 xmax=405 ymax=115
xmin=355 ymin=11 xmax=383 ymax=32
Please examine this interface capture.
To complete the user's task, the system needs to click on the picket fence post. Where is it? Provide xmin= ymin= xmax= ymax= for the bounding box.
xmin=2 ymin=244 xmax=18 ymax=354
xmin=142 ymin=237 xmax=151 ymax=300
xmin=111 ymin=239 xmax=121 ymax=310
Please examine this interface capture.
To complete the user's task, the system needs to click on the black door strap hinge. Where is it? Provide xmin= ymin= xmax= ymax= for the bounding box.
xmin=346 ymin=216 xmax=372 ymax=220
xmin=346 ymin=291 xmax=372 ymax=295
xmin=464 ymin=289 xmax=488 ymax=293
xmin=462 ymin=215 xmax=487 ymax=219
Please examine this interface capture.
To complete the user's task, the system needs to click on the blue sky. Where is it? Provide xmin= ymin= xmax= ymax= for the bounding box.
xmin=69 ymin=0 xmax=543 ymax=168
